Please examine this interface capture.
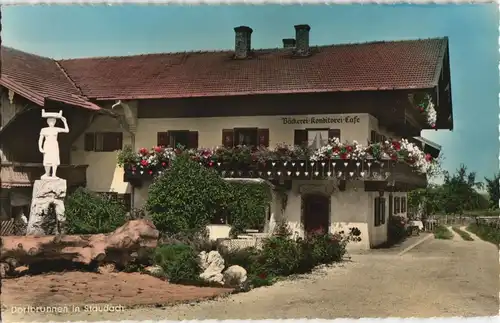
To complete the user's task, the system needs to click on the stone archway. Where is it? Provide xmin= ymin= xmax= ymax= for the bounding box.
xmin=302 ymin=194 xmax=330 ymax=236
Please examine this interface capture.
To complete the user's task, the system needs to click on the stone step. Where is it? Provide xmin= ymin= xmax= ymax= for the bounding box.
xmin=236 ymin=235 xmax=255 ymax=239
xmin=244 ymin=229 xmax=259 ymax=233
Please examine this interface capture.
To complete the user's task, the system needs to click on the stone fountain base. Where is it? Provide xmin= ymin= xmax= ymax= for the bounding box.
xmin=26 ymin=178 xmax=67 ymax=235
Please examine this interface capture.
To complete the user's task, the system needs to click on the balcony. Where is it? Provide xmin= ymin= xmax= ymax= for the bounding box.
xmin=1 ymin=163 xmax=89 ymax=189
xmin=124 ymin=158 xmax=427 ymax=190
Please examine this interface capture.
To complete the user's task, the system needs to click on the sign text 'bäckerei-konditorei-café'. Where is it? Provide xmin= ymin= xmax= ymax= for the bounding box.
xmin=281 ymin=116 xmax=361 ymax=125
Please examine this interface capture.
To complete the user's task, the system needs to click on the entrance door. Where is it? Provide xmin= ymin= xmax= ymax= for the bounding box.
xmin=303 ymin=194 xmax=330 ymax=236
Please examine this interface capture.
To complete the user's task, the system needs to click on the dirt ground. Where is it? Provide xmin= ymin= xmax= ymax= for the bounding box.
xmin=1 ymin=271 xmax=232 ymax=315
xmin=2 ymin=230 xmax=499 ymax=321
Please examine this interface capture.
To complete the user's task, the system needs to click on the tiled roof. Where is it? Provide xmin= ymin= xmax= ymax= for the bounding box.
xmin=1 ymin=37 xmax=448 ymax=105
xmin=0 ymin=47 xmax=101 ymax=110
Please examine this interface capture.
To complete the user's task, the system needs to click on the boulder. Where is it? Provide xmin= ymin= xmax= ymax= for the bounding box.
xmin=144 ymin=265 xmax=164 ymax=277
xmin=199 ymin=250 xmax=225 ymax=284
xmin=0 ymin=219 xmax=159 ymax=273
xmin=26 ymin=179 xmax=67 ymax=235
xmin=223 ymin=265 xmax=247 ymax=287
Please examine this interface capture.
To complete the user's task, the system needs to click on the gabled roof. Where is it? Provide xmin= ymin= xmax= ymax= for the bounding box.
xmin=0 ymin=47 xmax=101 ymax=110
xmin=1 ymin=37 xmax=448 ymax=106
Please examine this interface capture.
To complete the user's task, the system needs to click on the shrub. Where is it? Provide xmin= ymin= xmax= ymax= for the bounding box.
xmin=260 ymin=236 xmax=304 ymax=277
xmin=467 ymin=223 xmax=500 ymax=246
xmin=153 ymin=243 xmax=201 ymax=284
xmin=387 ymin=215 xmax=407 ymax=245
xmin=65 ymin=188 xmax=127 ymax=234
xmin=146 ymin=155 xmax=233 ymax=235
xmin=451 ymin=227 xmax=474 ymax=241
xmin=433 ymin=225 xmax=453 ymax=240
xmin=227 ymin=182 xmax=272 ymax=237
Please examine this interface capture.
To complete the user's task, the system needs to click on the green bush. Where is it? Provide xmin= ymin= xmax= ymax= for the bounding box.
xmin=451 ymin=227 xmax=474 ymax=241
xmin=227 ymin=182 xmax=272 ymax=237
xmin=259 ymin=236 xmax=304 ymax=276
xmin=467 ymin=223 xmax=500 ymax=246
xmin=146 ymin=155 xmax=233 ymax=235
xmin=153 ymin=243 xmax=201 ymax=284
xmin=65 ymin=188 xmax=127 ymax=234
xmin=433 ymin=225 xmax=453 ymax=240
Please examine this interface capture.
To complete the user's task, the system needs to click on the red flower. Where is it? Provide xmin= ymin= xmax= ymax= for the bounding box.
xmin=392 ymin=141 xmax=401 ymax=151
xmin=140 ymin=160 xmax=149 ymax=167
xmin=425 ymin=153 xmax=432 ymax=162
xmin=391 ymin=154 xmax=398 ymax=161
xmin=346 ymin=146 xmax=353 ymax=152
xmin=161 ymin=162 xmax=167 ymax=167
xmin=258 ymin=273 xmax=267 ymax=279
xmin=139 ymin=148 xmax=149 ymax=156
xmin=154 ymin=146 xmax=163 ymax=153
xmin=340 ymin=153 xmax=348 ymax=160
xmin=208 ymin=161 xmax=213 ymax=167
xmin=148 ymin=170 xmax=153 ymax=175
xmin=431 ymin=123 xmax=436 ymax=128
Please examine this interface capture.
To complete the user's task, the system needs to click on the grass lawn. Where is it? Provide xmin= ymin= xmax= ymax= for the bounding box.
xmin=467 ymin=223 xmax=500 ymax=247
xmin=433 ymin=225 xmax=453 ymax=240
xmin=451 ymin=227 xmax=474 ymax=241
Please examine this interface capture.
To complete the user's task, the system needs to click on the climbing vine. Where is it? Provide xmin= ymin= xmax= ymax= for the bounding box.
xmin=227 ymin=182 xmax=272 ymax=237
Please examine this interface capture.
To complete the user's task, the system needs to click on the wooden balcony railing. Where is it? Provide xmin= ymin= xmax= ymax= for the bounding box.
xmin=124 ymin=159 xmax=427 ymax=189
xmin=1 ymin=163 xmax=89 ymax=189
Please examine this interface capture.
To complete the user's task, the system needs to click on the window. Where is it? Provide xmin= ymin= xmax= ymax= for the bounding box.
xmin=210 ymin=210 xmax=231 ymax=225
xmin=157 ymin=131 xmax=198 ymax=149
xmin=401 ymin=196 xmax=407 ymax=213
xmin=370 ymin=131 xmax=388 ymax=144
xmin=374 ymin=197 xmax=386 ymax=227
xmin=84 ymin=132 xmax=123 ymax=152
xmin=222 ymin=128 xmax=269 ymax=148
xmin=98 ymin=192 xmax=131 ymax=212
xmin=294 ymin=128 xmax=341 ymax=147
xmin=394 ymin=196 xmax=401 ymax=214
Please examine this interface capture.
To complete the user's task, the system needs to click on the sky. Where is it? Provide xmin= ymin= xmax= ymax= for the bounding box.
xmin=2 ymin=4 xmax=499 ymax=183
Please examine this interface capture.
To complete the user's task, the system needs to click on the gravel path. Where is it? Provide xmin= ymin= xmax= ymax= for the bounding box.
xmin=4 ymin=236 xmax=498 ymax=321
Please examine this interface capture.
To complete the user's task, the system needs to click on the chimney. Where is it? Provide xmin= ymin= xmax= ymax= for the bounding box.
xmin=234 ymin=26 xmax=253 ymax=59
xmin=294 ymin=24 xmax=311 ymax=56
xmin=282 ymin=38 xmax=296 ymax=49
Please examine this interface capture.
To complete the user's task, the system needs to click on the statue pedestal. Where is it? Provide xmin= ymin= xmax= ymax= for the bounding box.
xmin=26 ymin=178 xmax=67 ymax=235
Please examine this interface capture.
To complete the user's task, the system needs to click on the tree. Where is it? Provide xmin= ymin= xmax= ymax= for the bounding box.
xmin=146 ymin=154 xmax=233 ymax=235
xmin=484 ymin=172 xmax=500 ymax=209
xmin=441 ymin=165 xmax=484 ymax=215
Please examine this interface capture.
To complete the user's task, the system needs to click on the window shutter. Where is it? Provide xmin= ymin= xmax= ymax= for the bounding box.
xmin=222 ymin=129 xmax=234 ymax=148
xmin=328 ymin=129 xmax=341 ymax=141
xmin=257 ymin=128 xmax=270 ymax=147
xmin=188 ymin=131 xmax=199 ymax=149
xmin=401 ymin=197 xmax=406 ymax=213
xmin=294 ymin=129 xmax=308 ymax=146
xmin=370 ymin=130 xmax=377 ymax=144
xmin=389 ymin=194 xmax=393 ymax=217
xmin=394 ymin=197 xmax=400 ymax=213
xmin=116 ymin=133 xmax=123 ymax=150
xmin=84 ymin=133 xmax=95 ymax=151
xmin=380 ymin=198 xmax=386 ymax=224
xmin=374 ymin=198 xmax=380 ymax=227
xmin=157 ymin=132 xmax=170 ymax=147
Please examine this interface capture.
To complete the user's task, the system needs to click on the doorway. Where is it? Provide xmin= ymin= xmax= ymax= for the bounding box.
xmin=302 ymin=194 xmax=330 ymax=236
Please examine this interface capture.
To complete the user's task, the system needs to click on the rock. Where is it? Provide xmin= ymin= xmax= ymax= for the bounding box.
xmin=26 ymin=179 xmax=67 ymax=235
xmin=98 ymin=263 xmax=116 ymax=274
xmin=14 ymin=266 xmax=29 ymax=275
xmin=1 ymin=219 xmax=159 ymax=267
xmin=144 ymin=265 xmax=164 ymax=276
xmin=223 ymin=265 xmax=247 ymax=287
xmin=199 ymin=250 xmax=225 ymax=284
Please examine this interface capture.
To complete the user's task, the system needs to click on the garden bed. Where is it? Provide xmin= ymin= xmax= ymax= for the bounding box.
xmin=2 ymin=271 xmax=233 ymax=309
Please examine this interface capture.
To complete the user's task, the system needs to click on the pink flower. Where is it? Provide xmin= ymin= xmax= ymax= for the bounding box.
xmin=154 ymin=146 xmax=163 ymax=153
xmin=140 ymin=160 xmax=149 ymax=167
xmin=139 ymin=148 xmax=149 ymax=156
xmin=425 ymin=154 xmax=432 ymax=162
